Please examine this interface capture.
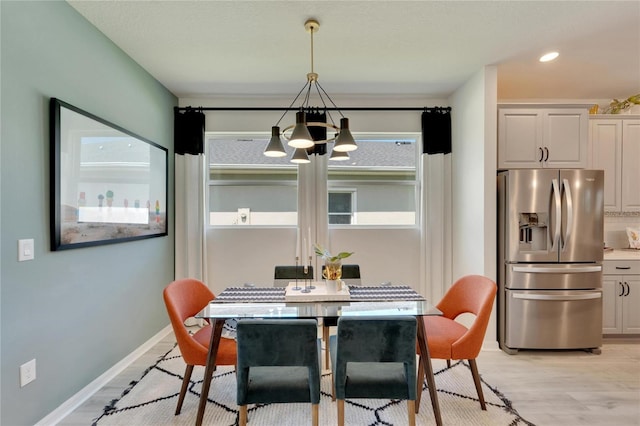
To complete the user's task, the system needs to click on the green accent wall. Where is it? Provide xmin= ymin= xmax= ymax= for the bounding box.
xmin=1 ymin=2 xmax=176 ymax=424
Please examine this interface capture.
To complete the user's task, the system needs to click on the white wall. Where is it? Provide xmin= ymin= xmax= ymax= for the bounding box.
xmin=448 ymin=66 xmax=499 ymax=345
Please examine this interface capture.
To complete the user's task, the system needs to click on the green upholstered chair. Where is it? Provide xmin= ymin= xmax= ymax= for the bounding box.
xmin=236 ymin=319 xmax=321 ymax=426
xmin=330 ymin=316 xmax=417 ymax=426
xmin=273 ymin=265 xmax=314 ymax=287
xmin=321 ymin=264 xmax=361 ymax=368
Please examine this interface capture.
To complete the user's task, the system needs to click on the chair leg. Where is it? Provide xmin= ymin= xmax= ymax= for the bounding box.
xmin=175 ymin=364 xmax=194 ymax=415
xmin=239 ymin=405 xmax=248 ymax=426
xmin=415 ymin=355 xmax=424 ymax=413
xmin=312 ymin=403 xmax=319 ymax=426
xmin=468 ymin=358 xmax=487 ymax=410
xmin=337 ymin=399 xmax=345 ymax=426
xmin=446 ymin=359 xmax=451 ymax=368
xmin=331 ymin=374 xmax=336 ymax=401
xmin=407 ymin=400 xmax=416 ymax=426
xmin=323 ymin=324 xmax=330 ymax=369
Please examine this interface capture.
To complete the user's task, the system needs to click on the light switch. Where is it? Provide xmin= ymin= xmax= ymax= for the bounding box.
xmin=18 ymin=239 xmax=35 ymax=261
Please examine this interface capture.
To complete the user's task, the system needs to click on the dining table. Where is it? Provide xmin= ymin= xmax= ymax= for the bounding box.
xmin=194 ymin=283 xmax=443 ymax=426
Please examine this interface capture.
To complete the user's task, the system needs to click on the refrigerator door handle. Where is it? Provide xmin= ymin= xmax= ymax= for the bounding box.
xmin=562 ymin=178 xmax=573 ymax=250
xmin=512 ymin=265 xmax=602 ymax=273
xmin=512 ymin=293 xmax=602 ymax=301
xmin=550 ymin=178 xmax=561 ymax=252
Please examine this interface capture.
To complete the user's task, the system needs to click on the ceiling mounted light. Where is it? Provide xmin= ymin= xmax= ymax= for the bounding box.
xmin=539 ymin=51 xmax=559 ymax=62
xmin=264 ymin=19 xmax=357 ymax=162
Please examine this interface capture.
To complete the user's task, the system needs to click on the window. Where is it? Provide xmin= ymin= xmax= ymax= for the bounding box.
xmin=207 ymin=135 xmax=298 ymax=226
xmin=207 ymin=132 xmax=420 ymax=227
xmin=328 ymin=191 xmax=354 ymax=224
xmin=328 ymin=134 xmax=419 ymax=226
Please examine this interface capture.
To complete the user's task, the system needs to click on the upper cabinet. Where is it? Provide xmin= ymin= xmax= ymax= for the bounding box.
xmin=590 ymin=116 xmax=640 ymax=212
xmin=498 ymin=107 xmax=589 ymax=169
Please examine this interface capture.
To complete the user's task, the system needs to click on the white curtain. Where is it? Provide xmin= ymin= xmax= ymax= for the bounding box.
xmin=174 ymin=152 xmax=207 ymax=281
xmin=420 ymin=152 xmax=452 ymax=304
xmin=297 ymin=152 xmax=329 ymax=276
xmin=419 ymin=108 xmax=453 ymax=303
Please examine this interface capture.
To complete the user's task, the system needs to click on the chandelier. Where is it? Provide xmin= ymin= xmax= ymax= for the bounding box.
xmin=264 ymin=19 xmax=357 ymax=163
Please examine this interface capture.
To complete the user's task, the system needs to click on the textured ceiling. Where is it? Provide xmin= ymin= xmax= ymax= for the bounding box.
xmin=68 ymin=1 xmax=640 ymax=100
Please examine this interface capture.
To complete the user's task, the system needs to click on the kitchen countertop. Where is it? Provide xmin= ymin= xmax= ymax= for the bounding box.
xmin=604 ymin=249 xmax=640 ymax=261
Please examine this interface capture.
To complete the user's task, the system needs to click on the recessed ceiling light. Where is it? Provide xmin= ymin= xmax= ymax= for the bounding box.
xmin=539 ymin=52 xmax=559 ymax=62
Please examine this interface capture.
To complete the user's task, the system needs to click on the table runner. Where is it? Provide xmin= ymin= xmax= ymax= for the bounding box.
xmin=215 ymin=285 xmax=425 ymax=303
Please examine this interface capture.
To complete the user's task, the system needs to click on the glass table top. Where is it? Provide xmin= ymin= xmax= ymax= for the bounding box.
xmin=197 ymin=285 xmax=440 ymax=319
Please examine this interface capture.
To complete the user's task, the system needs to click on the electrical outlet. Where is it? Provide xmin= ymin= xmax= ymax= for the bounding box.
xmin=20 ymin=359 xmax=36 ymax=387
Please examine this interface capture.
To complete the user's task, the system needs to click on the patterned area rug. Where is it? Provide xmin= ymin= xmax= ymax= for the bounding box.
xmin=92 ymin=344 xmax=534 ymax=425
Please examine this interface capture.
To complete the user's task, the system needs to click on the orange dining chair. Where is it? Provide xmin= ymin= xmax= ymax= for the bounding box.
xmin=416 ymin=274 xmax=497 ymax=412
xmin=163 ymin=278 xmax=237 ymax=415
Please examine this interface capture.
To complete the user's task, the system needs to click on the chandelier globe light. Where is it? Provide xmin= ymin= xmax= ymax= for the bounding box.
xmin=264 ymin=18 xmax=357 ymax=162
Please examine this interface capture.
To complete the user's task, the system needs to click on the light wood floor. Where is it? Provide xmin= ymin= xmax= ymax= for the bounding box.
xmin=59 ymin=333 xmax=640 ymax=426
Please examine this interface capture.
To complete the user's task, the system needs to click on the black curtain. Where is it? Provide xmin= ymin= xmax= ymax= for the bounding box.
xmin=305 ymin=108 xmax=327 ymax=156
xmin=422 ymin=107 xmax=452 ymax=155
xmin=174 ymin=107 xmax=205 ymax=155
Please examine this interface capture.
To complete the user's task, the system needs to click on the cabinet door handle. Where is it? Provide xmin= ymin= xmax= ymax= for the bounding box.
xmin=615 ymin=266 xmax=631 ymax=270
xmin=544 ymin=147 xmax=549 ymax=161
xmin=624 ymin=282 xmax=630 ymax=297
xmin=538 ymin=147 xmax=544 ymax=162
xmin=619 ymin=282 xmax=625 ymax=297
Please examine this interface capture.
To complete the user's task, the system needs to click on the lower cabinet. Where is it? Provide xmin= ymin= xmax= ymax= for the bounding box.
xmin=602 ymin=260 xmax=640 ymax=334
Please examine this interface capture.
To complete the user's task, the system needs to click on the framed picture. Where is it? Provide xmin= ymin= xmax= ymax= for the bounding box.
xmin=50 ymin=98 xmax=168 ymax=250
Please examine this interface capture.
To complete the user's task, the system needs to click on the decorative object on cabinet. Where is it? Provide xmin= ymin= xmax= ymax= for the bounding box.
xmin=601 ymin=94 xmax=640 ymax=115
xmin=602 ymin=260 xmax=640 ymax=334
xmin=498 ymin=106 xmax=588 ymax=169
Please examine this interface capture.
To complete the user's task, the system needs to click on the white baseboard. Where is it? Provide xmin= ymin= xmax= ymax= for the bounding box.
xmin=481 ymin=340 xmax=501 ymax=351
xmin=37 ymin=325 xmax=172 ymax=426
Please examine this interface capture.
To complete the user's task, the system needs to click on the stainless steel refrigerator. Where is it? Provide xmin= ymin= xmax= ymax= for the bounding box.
xmin=497 ymin=169 xmax=604 ymax=354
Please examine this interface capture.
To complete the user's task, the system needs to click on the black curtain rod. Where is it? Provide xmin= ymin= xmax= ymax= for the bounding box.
xmin=175 ymin=106 xmax=451 ymax=112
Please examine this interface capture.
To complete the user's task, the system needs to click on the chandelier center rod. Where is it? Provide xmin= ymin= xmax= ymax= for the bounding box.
xmin=305 ymin=19 xmax=320 ymax=82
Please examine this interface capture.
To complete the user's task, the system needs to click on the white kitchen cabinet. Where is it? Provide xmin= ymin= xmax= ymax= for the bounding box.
xmin=498 ymin=107 xmax=588 ymax=169
xmin=590 ymin=117 xmax=640 ymax=212
xmin=602 ymin=260 xmax=640 ymax=334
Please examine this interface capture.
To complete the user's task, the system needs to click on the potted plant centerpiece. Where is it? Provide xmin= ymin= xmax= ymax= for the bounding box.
xmin=314 ymin=244 xmax=354 ymax=287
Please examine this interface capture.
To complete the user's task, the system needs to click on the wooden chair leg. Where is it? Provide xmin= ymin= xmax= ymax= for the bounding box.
xmin=175 ymin=364 xmax=194 ymax=415
xmin=312 ymin=403 xmax=319 ymax=426
xmin=468 ymin=359 xmax=487 ymax=410
xmin=415 ymin=355 xmax=424 ymax=413
xmin=331 ymin=374 xmax=336 ymax=401
xmin=239 ymin=405 xmax=248 ymax=426
xmin=337 ymin=399 xmax=345 ymax=426
xmin=408 ymin=400 xmax=416 ymax=426
xmin=323 ymin=324 xmax=330 ymax=369
xmin=446 ymin=359 xmax=451 ymax=368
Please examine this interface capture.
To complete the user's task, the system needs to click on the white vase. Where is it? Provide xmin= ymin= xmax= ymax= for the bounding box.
xmin=326 ymin=280 xmax=338 ymax=293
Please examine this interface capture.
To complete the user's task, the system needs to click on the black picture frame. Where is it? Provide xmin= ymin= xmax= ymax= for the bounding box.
xmin=50 ymin=98 xmax=168 ymax=250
